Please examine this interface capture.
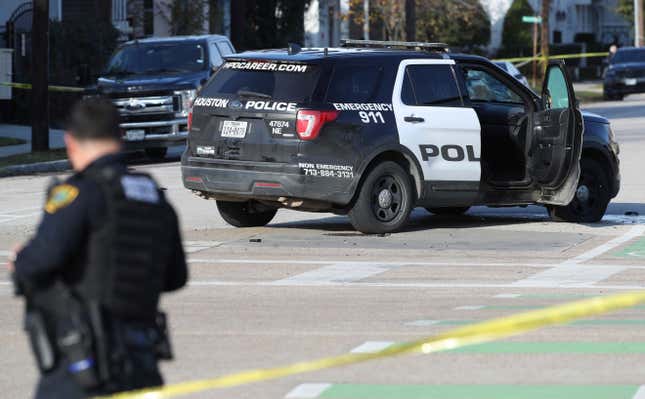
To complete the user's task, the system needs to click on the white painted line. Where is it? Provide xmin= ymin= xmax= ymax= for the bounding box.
xmin=183 ymin=241 xmax=223 ymax=254
xmin=405 ymin=319 xmax=441 ymax=327
xmin=632 ymin=386 xmax=645 ymax=399
xmin=512 ymin=264 xmax=626 ymax=288
xmin=454 ymin=305 xmax=485 ymax=310
xmin=188 ymin=258 xmax=557 ymax=268
xmin=565 ymin=225 xmax=645 ymax=265
xmin=184 ymin=280 xmax=645 ymax=290
xmin=350 ymin=341 xmax=395 ymax=353
xmin=0 ymin=251 xmax=11 ymax=257
xmin=494 ymin=293 xmax=521 ymax=298
xmin=0 ymin=212 xmax=41 ymax=224
xmin=285 ymin=383 xmax=332 ymax=399
xmin=271 ymin=263 xmax=392 ymax=285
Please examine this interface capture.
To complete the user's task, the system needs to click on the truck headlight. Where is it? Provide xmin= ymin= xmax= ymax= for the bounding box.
xmin=174 ymin=89 xmax=196 ymax=117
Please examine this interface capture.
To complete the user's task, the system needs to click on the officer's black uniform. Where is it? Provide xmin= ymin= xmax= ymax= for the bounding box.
xmin=14 ymin=153 xmax=188 ymax=399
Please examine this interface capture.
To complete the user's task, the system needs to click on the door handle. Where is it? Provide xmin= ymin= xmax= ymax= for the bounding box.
xmin=404 ymin=116 xmax=425 ymax=123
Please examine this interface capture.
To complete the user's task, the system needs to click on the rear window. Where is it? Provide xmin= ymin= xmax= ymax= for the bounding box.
xmin=201 ymin=61 xmax=323 ymax=103
xmin=325 ymin=65 xmax=386 ymax=102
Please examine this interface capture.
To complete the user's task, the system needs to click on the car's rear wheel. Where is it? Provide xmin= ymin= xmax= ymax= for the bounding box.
xmin=145 ymin=147 xmax=168 ymax=159
xmin=349 ymin=161 xmax=414 ymax=234
xmin=547 ymin=158 xmax=611 ymax=223
xmin=216 ymin=200 xmax=277 ymax=227
xmin=425 ymin=206 xmax=470 ymax=215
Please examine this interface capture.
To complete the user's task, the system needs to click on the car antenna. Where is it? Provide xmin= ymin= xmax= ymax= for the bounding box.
xmin=288 ymin=43 xmax=302 ymax=55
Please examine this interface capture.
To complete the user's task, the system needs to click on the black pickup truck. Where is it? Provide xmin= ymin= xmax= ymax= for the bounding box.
xmin=87 ymin=35 xmax=235 ymax=159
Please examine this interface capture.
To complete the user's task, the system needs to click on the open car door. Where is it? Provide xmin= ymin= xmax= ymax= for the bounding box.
xmin=528 ymin=61 xmax=583 ymax=205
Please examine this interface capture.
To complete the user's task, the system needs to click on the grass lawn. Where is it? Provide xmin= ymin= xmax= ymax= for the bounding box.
xmin=0 ymin=137 xmax=27 ymax=147
xmin=577 ymin=90 xmax=604 ymax=103
xmin=0 ymin=149 xmax=68 ymax=168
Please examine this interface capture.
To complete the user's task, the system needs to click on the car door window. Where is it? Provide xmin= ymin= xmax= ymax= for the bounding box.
xmin=216 ymin=41 xmax=234 ymax=56
xmin=402 ymin=64 xmax=462 ymax=106
xmin=544 ymin=66 xmax=569 ymax=109
xmin=464 ymin=68 xmax=523 ymax=105
xmin=209 ymin=43 xmax=224 ymax=67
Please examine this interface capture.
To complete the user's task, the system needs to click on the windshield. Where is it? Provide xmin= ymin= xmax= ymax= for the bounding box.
xmin=611 ymin=49 xmax=645 ymax=64
xmin=104 ymin=42 xmax=207 ymax=76
xmin=201 ymin=63 xmax=322 ymax=103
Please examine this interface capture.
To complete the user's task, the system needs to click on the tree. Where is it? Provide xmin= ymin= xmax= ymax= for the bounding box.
xmin=501 ymin=0 xmax=535 ymax=50
xmin=347 ymin=0 xmax=406 ymax=41
xmin=540 ymin=0 xmax=550 ymax=70
xmin=416 ymin=0 xmax=491 ymax=48
xmin=160 ymin=0 xmax=208 ymax=36
xmin=616 ymin=0 xmax=644 ymax=21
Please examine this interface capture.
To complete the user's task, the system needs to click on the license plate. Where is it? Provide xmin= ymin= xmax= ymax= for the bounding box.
xmin=221 ymin=121 xmax=248 ymax=138
xmin=624 ymin=78 xmax=637 ymax=86
xmin=126 ymin=129 xmax=145 ymax=141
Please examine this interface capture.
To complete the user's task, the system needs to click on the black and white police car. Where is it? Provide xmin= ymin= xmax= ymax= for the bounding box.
xmin=182 ymin=40 xmax=620 ymax=233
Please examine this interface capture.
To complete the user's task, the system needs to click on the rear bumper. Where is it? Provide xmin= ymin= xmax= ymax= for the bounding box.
xmin=181 ymin=156 xmax=354 ymax=205
xmin=603 ymin=80 xmax=645 ymax=96
xmin=121 ymin=118 xmax=188 ymax=149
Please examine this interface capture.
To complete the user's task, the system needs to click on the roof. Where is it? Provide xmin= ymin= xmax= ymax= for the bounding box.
xmin=124 ymin=34 xmax=229 ymax=45
xmin=225 ymin=47 xmax=449 ymax=62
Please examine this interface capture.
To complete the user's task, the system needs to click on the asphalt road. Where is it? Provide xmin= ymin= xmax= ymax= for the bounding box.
xmin=1 ymin=94 xmax=645 ymax=399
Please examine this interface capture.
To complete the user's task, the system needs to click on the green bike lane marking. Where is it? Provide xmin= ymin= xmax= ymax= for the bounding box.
xmin=352 ymin=341 xmax=645 ymax=354
xmin=612 ymin=237 xmax=645 ymax=258
xmin=312 ymin=384 xmax=642 ymax=399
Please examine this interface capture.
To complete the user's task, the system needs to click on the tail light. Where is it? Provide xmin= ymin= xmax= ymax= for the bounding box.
xmin=187 ymin=111 xmax=193 ymax=132
xmin=296 ymin=110 xmax=339 ymax=140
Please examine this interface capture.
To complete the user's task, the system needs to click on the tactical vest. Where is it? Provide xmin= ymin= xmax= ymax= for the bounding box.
xmin=75 ymin=164 xmax=176 ymax=322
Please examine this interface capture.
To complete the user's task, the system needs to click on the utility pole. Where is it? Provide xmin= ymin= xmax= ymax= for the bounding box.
xmin=31 ymin=0 xmax=49 ymax=152
xmin=636 ymin=0 xmax=644 ymax=47
xmin=532 ymin=17 xmax=538 ymax=87
xmin=540 ymin=0 xmax=550 ymax=74
xmin=405 ymin=0 xmax=415 ymax=42
xmin=363 ymin=0 xmax=369 ymax=40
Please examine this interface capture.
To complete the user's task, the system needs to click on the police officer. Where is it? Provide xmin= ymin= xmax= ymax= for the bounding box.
xmin=8 ymin=98 xmax=188 ymax=398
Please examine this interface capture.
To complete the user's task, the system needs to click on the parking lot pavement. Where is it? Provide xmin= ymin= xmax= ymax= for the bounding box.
xmin=0 ymin=95 xmax=644 ymax=398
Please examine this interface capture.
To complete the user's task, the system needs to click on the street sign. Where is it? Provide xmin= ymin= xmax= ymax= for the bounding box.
xmin=522 ymin=15 xmax=542 ymax=23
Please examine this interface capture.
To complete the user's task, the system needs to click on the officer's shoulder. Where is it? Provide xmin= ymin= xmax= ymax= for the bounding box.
xmin=44 ymin=175 xmax=100 ymax=215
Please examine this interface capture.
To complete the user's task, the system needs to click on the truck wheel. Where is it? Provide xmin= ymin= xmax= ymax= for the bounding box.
xmin=216 ymin=200 xmax=277 ymax=227
xmin=349 ymin=161 xmax=414 ymax=234
xmin=547 ymin=158 xmax=611 ymax=223
xmin=145 ymin=147 xmax=168 ymax=160
xmin=426 ymin=207 xmax=470 ymax=215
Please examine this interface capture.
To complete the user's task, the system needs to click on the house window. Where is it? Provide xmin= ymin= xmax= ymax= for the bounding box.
xmin=553 ymin=30 xmax=562 ymax=44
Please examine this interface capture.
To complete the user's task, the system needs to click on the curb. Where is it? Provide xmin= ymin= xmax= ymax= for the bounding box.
xmin=0 ymin=159 xmax=71 ymax=178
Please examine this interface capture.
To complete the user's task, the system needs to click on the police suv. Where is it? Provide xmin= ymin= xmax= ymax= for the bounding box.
xmin=181 ymin=40 xmax=620 ymax=233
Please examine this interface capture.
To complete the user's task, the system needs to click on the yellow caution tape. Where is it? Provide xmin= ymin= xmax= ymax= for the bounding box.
xmin=495 ymin=51 xmax=609 ymax=63
xmin=100 ymin=290 xmax=645 ymax=399
xmin=0 ymin=81 xmax=84 ymax=92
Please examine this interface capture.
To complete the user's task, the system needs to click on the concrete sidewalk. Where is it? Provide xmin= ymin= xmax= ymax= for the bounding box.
xmin=0 ymin=124 xmax=65 ymax=157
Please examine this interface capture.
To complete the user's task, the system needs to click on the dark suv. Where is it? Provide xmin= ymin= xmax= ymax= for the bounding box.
xmin=604 ymin=46 xmax=645 ymax=100
xmin=90 ymin=35 xmax=235 ymax=158
xmin=182 ymin=40 xmax=620 ymax=233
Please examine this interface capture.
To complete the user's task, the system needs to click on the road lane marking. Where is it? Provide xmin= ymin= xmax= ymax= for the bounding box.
xmin=405 ymin=319 xmax=645 ymax=327
xmin=632 ymin=386 xmax=645 ymax=399
xmin=494 ymin=293 xmax=521 ymax=298
xmin=285 ymin=384 xmax=332 ymax=399
xmin=512 ymin=264 xmax=626 ymax=287
xmin=350 ymin=341 xmax=395 ymax=353
xmin=454 ymin=305 xmax=485 ymax=310
xmin=183 ymin=241 xmax=223 ymax=254
xmin=404 ymin=320 xmax=442 ymax=327
xmin=511 ymin=225 xmax=645 ymax=288
xmin=566 ymin=225 xmax=645 ymax=264
xmin=184 ymin=280 xmax=645 ymax=290
xmin=271 ymin=263 xmax=392 ymax=285
xmin=287 ymin=383 xmax=643 ymax=399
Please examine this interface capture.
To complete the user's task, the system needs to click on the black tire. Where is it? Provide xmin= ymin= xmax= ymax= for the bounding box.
xmin=348 ymin=161 xmax=414 ymax=234
xmin=145 ymin=147 xmax=168 ymax=159
xmin=216 ymin=200 xmax=277 ymax=227
xmin=425 ymin=206 xmax=470 ymax=215
xmin=547 ymin=158 xmax=611 ymax=223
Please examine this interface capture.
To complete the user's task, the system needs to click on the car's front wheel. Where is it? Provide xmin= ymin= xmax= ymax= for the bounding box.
xmin=349 ymin=161 xmax=414 ymax=234
xmin=217 ymin=200 xmax=277 ymax=227
xmin=547 ymin=158 xmax=611 ymax=223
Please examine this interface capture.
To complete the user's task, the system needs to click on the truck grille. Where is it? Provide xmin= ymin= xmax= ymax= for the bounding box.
xmin=113 ymin=95 xmax=178 ymax=117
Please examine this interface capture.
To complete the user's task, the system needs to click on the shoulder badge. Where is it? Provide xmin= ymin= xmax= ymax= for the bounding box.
xmin=45 ymin=184 xmax=79 ymax=214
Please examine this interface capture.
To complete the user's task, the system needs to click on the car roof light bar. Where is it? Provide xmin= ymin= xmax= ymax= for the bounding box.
xmin=340 ymin=39 xmax=449 ymax=52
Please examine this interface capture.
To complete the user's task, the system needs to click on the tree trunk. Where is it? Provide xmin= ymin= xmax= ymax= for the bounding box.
xmin=405 ymin=0 xmax=415 ymax=41
xmin=32 ymin=0 xmax=49 ymax=152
